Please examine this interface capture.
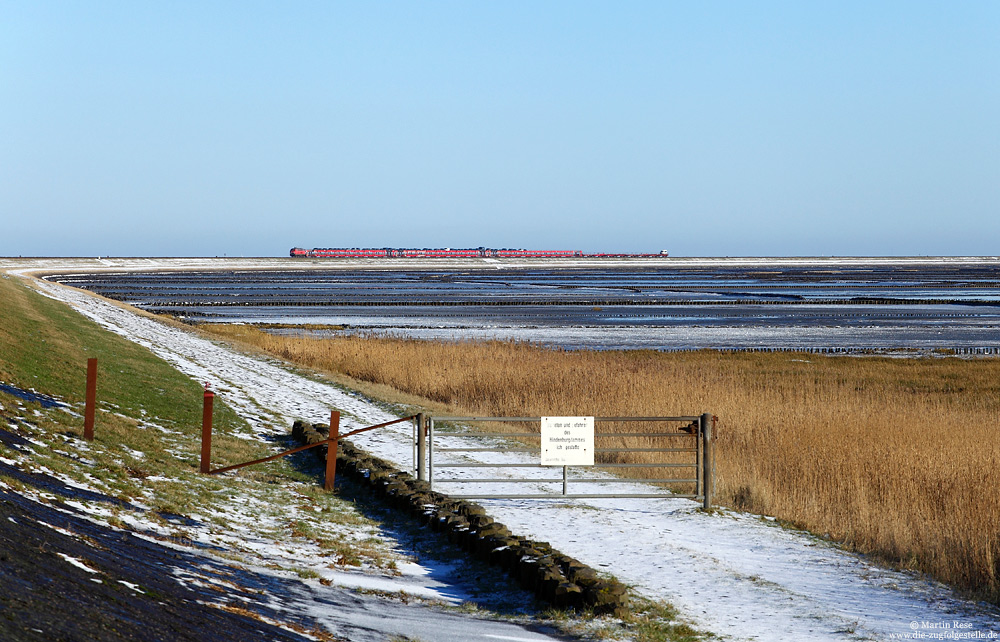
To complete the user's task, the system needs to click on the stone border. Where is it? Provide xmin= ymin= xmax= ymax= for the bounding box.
xmin=292 ymin=420 xmax=628 ymax=616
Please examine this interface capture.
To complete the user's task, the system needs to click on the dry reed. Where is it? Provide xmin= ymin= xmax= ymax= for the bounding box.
xmin=204 ymin=325 xmax=1000 ymax=603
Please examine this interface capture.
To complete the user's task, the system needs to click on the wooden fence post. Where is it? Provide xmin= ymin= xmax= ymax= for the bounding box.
xmin=701 ymin=412 xmax=713 ymax=510
xmin=325 ymin=410 xmax=340 ymax=491
xmin=416 ymin=413 xmax=426 ymax=482
xmin=200 ymin=387 xmax=214 ymax=474
xmin=84 ymin=358 xmax=98 ymax=441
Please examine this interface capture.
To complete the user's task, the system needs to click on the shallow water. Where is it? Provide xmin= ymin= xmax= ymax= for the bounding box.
xmin=49 ymin=263 xmax=1000 ymax=353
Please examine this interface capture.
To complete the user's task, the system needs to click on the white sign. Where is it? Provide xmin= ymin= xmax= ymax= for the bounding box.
xmin=540 ymin=416 xmax=595 ymax=466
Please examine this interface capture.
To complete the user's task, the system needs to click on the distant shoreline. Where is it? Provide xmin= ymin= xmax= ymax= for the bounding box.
xmin=31 ymin=258 xmax=1000 ymax=355
xmin=3 ymin=255 xmax=1000 ymax=277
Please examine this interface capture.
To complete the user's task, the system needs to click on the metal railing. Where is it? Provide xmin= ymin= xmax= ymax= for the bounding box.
xmin=417 ymin=414 xmax=715 ymax=507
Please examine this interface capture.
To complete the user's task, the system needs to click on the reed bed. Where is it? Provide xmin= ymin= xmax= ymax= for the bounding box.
xmin=205 ymin=325 xmax=1000 ymax=602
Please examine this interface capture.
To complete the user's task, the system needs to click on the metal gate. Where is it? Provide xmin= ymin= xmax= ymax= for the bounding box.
xmin=413 ymin=413 xmax=715 ymax=508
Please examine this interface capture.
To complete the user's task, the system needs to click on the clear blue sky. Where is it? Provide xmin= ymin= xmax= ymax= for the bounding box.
xmin=2 ymin=1 xmax=998 ymax=257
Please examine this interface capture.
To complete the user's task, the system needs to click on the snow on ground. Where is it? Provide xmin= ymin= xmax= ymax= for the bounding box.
xmin=8 ymin=259 xmax=1000 ymax=641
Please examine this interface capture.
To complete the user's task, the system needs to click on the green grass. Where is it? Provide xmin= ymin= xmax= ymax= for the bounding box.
xmin=540 ymin=597 xmax=710 ymax=642
xmin=0 ymin=274 xmax=243 ymax=436
xmin=0 ymin=274 xmax=401 ymax=571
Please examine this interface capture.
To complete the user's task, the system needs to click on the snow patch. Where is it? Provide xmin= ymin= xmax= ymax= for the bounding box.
xmin=57 ymin=553 xmax=99 ymax=574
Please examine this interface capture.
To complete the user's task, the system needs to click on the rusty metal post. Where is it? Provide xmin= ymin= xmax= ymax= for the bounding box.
xmin=416 ymin=413 xmax=426 ymax=482
xmin=200 ymin=387 xmax=215 ymax=474
xmin=84 ymin=358 xmax=98 ymax=441
xmin=701 ymin=412 xmax=713 ymax=510
xmin=325 ymin=410 xmax=340 ymax=491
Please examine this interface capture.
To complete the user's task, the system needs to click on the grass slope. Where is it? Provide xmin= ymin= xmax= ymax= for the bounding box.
xmin=0 ymin=275 xmax=396 ymax=639
xmin=0 ymin=273 xmax=242 ymax=435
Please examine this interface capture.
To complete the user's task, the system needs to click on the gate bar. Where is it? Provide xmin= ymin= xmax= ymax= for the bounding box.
xmin=432 ymin=447 xmax=715 ymax=457
xmin=434 ymin=431 xmax=694 ymax=439
xmin=432 ymin=415 xmax=701 ymax=422
xmin=209 ymin=438 xmax=327 ymax=475
xmin=448 ymin=494 xmax=700 ymax=500
xmin=208 ymin=414 xmax=413 ymax=482
xmin=339 ymin=415 xmax=416 ymax=440
xmin=433 ymin=478 xmax=700 ymax=484
xmin=436 ymin=462 xmax=696 ymax=468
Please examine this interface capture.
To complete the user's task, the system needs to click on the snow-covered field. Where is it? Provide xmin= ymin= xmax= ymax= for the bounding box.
xmin=6 ymin=258 xmax=1000 ymax=641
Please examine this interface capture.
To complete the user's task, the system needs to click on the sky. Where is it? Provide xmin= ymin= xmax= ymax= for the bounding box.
xmin=1 ymin=1 xmax=998 ymax=258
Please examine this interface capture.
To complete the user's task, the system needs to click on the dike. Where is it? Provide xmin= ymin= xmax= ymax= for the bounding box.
xmin=291 ymin=420 xmax=628 ymax=616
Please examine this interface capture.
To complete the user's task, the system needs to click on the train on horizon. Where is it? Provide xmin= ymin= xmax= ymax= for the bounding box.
xmin=289 ymin=247 xmax=668 ymax=258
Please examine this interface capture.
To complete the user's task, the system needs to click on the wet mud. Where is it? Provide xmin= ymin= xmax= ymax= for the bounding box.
xmin=49 ymin=264 xmax=1000 ymax=352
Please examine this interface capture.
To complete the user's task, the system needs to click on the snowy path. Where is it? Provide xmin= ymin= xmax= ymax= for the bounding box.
xmin=28 ymin=272 xmax=1000 ymax=642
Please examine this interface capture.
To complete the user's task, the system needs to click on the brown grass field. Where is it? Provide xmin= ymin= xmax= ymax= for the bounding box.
xmin=203 ymin=325 xmax=1000 ymax=603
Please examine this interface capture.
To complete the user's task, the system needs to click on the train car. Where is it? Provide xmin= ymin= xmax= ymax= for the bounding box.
xmin=290 ymin=247 xmax=666 ymax=258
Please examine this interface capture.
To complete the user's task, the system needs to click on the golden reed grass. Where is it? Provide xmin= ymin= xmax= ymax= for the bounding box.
xmin=205 ymin=325 xmax=1000 ymax=602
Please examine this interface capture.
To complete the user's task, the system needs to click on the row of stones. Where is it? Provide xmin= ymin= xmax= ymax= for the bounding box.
xmin=291 ymin=420 xmax=628 ymax=616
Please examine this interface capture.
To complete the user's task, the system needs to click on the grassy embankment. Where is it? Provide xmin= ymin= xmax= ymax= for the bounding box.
xmin=204 ymin=324 xmax=1000 ymax=604
xmin=0 ymin=273 xmax=398 ymax=568
xmin=0 ymin=274 xmax=266 ymax=489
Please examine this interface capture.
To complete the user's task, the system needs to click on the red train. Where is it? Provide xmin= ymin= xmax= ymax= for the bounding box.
xmin=289 ymin=247 xmax=668 ymax=258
